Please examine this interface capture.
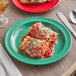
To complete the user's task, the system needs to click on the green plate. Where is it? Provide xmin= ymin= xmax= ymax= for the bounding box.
xmin=5 ymin=17 xmax=71 ymax=65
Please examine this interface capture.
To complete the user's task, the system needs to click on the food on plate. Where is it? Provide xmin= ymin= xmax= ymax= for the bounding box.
xmin=28 ymin=22 xmax=58 ymax=43
xmin=19 ymin=0 xmax=51 ymax=4
xmin=28 ymin=22 xmax=58 ymax=41
xmin=19 ymin=22 xmax=58 ymax=59
xmin=19 ymin=35 xmax=55 ymax=58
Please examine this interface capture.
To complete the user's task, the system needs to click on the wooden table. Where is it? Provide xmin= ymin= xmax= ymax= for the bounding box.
xmin=0 ymin=0 xmax=76 ymax=76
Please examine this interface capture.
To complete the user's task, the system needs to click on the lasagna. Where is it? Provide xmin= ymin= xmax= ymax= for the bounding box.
xmin=19 ymin=22 xmax=58 ymax=59
xmin=28 ymin=22 xmax=58 ymax=47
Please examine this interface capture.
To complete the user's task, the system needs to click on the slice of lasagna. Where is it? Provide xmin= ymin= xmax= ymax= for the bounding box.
xmin=28 ymin=22 xmax=58 ymax=47
xmin=19 ymin=35 xmax=54 ymax=58
xmin=28 ymin=22 xmax=58 ymax=41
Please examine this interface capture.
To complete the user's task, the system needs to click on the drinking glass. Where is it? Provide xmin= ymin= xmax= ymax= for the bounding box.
xmin=0 ymin=0 xmax=9 ymax=28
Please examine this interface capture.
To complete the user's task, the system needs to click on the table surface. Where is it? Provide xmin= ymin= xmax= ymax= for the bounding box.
xmin=0 ymin=0 xmax=76 ymax=76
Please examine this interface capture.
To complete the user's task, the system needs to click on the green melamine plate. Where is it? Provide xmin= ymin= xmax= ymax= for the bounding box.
xmin=5 ymin=17 xmax=71 ymax=65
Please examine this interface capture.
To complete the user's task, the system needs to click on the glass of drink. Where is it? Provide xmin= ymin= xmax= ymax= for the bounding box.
xmin=0 ymin=0 xmax=9 ymax=28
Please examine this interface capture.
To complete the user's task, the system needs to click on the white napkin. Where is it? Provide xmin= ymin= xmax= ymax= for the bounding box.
xmin=0 ymin=43 xmax=22 ymax=76
xmin=0 ymin=64 xmax=6 ymax=76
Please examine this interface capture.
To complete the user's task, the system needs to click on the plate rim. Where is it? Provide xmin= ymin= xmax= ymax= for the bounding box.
xmin=12 ymin=0 xmax=60 ymax=13
xmin=5 ymin=17 xmax=71 ymax=65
